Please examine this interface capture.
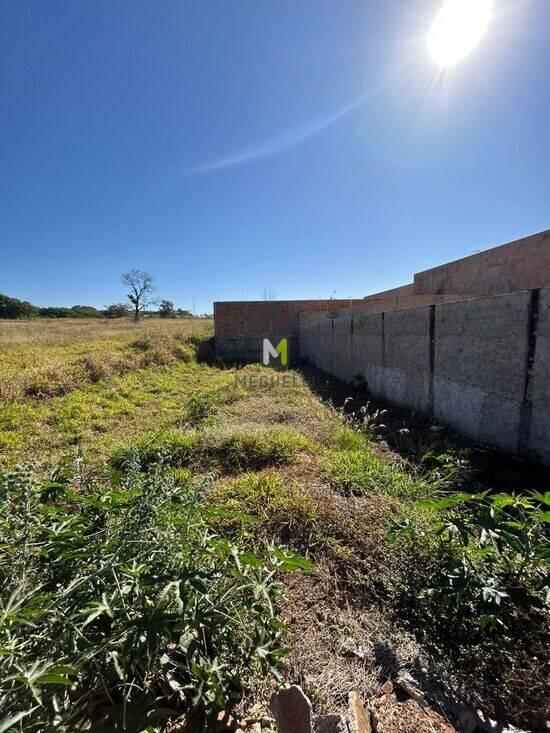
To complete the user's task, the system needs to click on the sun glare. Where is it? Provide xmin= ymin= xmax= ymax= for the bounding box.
xmin=428 ymin=0 xmax=493 ymax=67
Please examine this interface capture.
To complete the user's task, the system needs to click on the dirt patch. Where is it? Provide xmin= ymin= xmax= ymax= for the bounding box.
xmin=280 ymin=571 xmax=421 ymax=717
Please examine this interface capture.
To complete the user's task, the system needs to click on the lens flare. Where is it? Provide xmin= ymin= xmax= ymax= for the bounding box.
xmin=428 ymin=0 xmax=493 ymax=67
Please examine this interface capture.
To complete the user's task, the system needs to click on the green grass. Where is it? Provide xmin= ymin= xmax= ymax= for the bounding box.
xmin=111 ymin=426 xmax=314 ymax=473
xmin=322 ymin=447 xmax=427 ymax=499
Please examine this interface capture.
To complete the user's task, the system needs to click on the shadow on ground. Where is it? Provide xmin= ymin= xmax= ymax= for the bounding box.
xmin=299 ymin=363 xmax=550 ymax=493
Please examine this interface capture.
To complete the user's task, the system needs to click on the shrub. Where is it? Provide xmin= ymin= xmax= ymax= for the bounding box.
xmin=158 ymin=300 xmax=176 ymax=318
xmin=389 ymin=490 xmax=549 ymax=631
xmin=70 ymin=305 xmax=102 ymax=318
xmin=0 ymin=459 xmax=306 ymax=730
xmin=388 ymin=490 xmax=550 ymax=727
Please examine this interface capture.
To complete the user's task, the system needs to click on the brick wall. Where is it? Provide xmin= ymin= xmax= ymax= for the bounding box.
xmin=214 ymin=299 xmax=362 ymax=363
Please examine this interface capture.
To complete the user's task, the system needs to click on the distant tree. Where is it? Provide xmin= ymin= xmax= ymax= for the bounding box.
xmin=70 ymin=305 xmax=101 ymax=318
xmin=176 ymin=308 xmax=193 ymax=317
xmin=158 ymin=300 xmax=176 ymax=318
xmin=104 ymin=303 xmax=130 ymax=319
xmin=38 ymin=307 xmax=72 ymax=318
xmin=121 ymin=270 xmax=155 ymax=322
xmin=0 ymin=293 xmax=38 ymax=319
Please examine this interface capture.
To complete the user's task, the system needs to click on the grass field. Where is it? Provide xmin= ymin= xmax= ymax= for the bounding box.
xmin=0 ymin=318 xmax=547 ymax=731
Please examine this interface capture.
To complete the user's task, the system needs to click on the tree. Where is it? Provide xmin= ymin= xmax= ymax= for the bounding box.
xmin=104 ymin=303 xmax=130 ymax=319
xmin=38 ymin=307 xmax=72 ymax=318
xmin=70 ymin=305 xmax=101 ymax=318
xmin=121 ymin=270 xmax=155 ymax=322
xmin=0 ymin=293 xmax=38 ymax=319
xmin=158 ymin=300 xmax=176 ymax=318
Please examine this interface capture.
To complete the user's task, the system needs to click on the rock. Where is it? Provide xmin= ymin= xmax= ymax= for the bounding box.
xmin=348 ymin=691 xmax=372 ymax=733
xmin=216 ymin=710 xmax=237 ymax=731
xmin=380 ymin=681 xmax=393 ymax=695
xmin=393 ymin=671 xmax=531 ymax=733
xmin=394 ymin=674 xmax=428 ymax=708
xmin=312 ymin=714 xmax=347 ymax=733
xmin=341 ymin=636 xmax=370 ymax=660
xmin=371 ymin=692 xmax=457 ymax=733
xmin=270 ymin=685 xmax=313 ymax=733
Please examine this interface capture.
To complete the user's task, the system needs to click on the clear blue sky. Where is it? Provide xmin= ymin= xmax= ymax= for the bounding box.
xmin=1 ymin=0 xmax=548 ymax=314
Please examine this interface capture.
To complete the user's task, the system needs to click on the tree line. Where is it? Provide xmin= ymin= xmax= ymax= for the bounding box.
xmin=0 ymin=270 xmax=208 ymax=321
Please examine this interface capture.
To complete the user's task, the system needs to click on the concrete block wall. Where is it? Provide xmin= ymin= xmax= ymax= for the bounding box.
xmin=431 ymin=292 xmax=530 ymax=453
xmin=299 ymin=288 xmax=550 ymax=465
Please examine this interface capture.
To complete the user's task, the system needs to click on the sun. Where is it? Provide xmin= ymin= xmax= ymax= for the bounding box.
xmin=428 ymin=0 xmax=493 ymax=67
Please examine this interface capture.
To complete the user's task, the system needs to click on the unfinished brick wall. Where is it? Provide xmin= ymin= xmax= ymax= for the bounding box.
xmin=414 ymin=229 xmax=550 ymax=296
xmin=214 ymin=299 xmax=363 ymax=363
xmin=214 ymin=300 xmax=362 ymax=338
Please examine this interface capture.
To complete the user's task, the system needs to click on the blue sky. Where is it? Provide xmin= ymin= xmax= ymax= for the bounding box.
xmin=1 ymin=0 xmax=548 ymax=314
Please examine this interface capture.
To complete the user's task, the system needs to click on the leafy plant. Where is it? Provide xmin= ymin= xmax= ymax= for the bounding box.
xmin=185 ymin=389 xmax=220 ymax=424
xmin=0 ymin=457 xmax=306 ymax=731
xmin=389 ymin=490 xmax=550 ymax=631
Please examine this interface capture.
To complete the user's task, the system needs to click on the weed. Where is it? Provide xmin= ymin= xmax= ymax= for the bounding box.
xmin=388 ymin=489 xmax=550 ymax=728
xmin=0 ymin=458 xmax=307 ymax=731
xmin=185 ymin=388 xmax=220 ymax=424
xmin=332 ymin=426 xmax=366 ymax=451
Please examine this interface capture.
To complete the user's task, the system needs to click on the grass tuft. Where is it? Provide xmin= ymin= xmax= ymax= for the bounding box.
xmin=323 ymin=448 xmax=426 ymax=499
xmin=111 ymin=426 xmax=313 ymax=474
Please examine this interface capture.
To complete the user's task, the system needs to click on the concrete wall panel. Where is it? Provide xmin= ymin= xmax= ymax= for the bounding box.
xmin=434 ymin=292 xmax=529 ymax=398
xmin=316 ymin=320 xmax=334 ymax=374
xmin=432 ymin=376 xmax=522 ymax=453
xmin=380 ymin=308 xmax=432 ymax=412
xmin=333 ymin=317 xmax=353 ymax=383
xmin=432 ymin=292 xmax=530 ymax=453
xmin=527 ymin=288 xmax=550 ymax=464
xmin=351 ymin=313 xmax=384 ymax=394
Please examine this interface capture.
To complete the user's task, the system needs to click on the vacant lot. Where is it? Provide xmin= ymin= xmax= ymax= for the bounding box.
xmin=0 ymin=318 xmax=547 ymax=731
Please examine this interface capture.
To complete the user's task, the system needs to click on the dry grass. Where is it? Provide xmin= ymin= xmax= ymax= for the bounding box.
xmin=0 ymin=315 xmax=212 ymax=348
xmin=0 ymin=317 xmax=212 ymax=402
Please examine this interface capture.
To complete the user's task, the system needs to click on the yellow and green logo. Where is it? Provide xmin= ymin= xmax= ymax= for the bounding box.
xmin=262 ymin=337 xmax=288 ymax=366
